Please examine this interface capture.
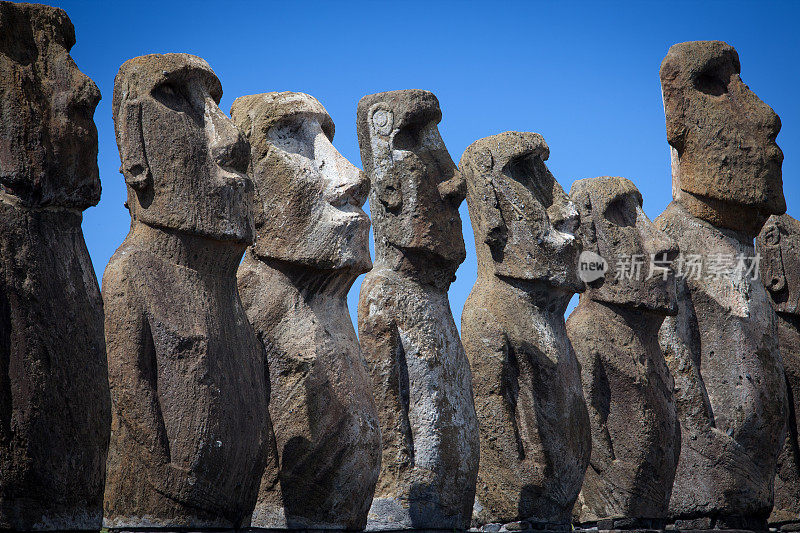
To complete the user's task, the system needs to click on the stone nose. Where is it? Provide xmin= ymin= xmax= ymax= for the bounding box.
xmin=765 ymin=107 xmax=782 ymax=140
xmin=641 ymin=211 xmax=678 ymax=264
xmin=550 ymin=198 xmax=580 ymax=237
xmin=209 ymin=102 xmax=250 ymax=174
xmin=327 ymin=153 xmax=368 ymax=208
xmin=438 ymin=167 xmax=466 ymax=207
xmin=72 ymin=72 xmax=101 ymax=113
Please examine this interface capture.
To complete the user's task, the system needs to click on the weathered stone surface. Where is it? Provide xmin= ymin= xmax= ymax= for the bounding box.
xmin=567 ymin=177 xmax=680 ymax=525
xmin=356 ymin=89 xmax=479 ymax=530
xmin=656 ymin=41 xmax=788 ymax=530
xmin=103 ymin=54 xmax=271 ymax=529
xmin=757 ymin=214 xmax=800 ymax=527
xmin=0 ymin=2 xmax=110 ymax=529
xmin=460 ymin=131 xmax=590 ymax=528
xmin=231 ymin=92 xmax=381 ymax=530
xmin=661 ymin=40 xmax=785 ymax=237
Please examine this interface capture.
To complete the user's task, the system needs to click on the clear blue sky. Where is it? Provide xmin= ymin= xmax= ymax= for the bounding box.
xmin=51 ymin=0 xmax=799 ymax=328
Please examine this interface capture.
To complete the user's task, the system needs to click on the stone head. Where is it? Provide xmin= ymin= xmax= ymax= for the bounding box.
xmin=757 ymin=214 xmax=800 ymax=316
xmin=661 ymin=40 xmax=785 ymax=231
xmin=571 ymin=176 xmax=678 ymax=314
xmin=231 ymin=91 xmax=371 ymax=273
xmin=460 ymin=131 xmax=581 ymax=292
xmin=0 ymin=1 xmax=101 ymax=209
xmin=357 ymin=90 xmax=466 ymax=268
xmin=113 ymin=53 xmax=253 ymax=243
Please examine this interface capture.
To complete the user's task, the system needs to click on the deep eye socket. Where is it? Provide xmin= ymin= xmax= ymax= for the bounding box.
xmin=267 ymin=119 xmax=313 ymax=159
xmin=694 ymin=70 xmax=729 ymax=96
xmin=152 ymin=82 xmax=192 ymax=112
xmin=392 ymin=123 xmax=423 ymax=151
xmin=604 ymin=197 xmax=637 ymax=227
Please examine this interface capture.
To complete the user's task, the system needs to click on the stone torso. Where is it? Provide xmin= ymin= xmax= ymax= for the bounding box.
xmin=463 ymin=276 xmax=590 ymax=527
xmin=0 ymin=202 xmax=110 ymax=530
xmin=772 ymin=312 xmax=800 ymax=524
xmin=103 ymin=240 xmax=269 ymax=528
xmin=568 ymin=299 xmax=679 ymax=523
xmin=657 ymin=201 xmax=786 ymax=526
xmin=359 ymin=266 xmax=478 ymax=530
xmin=237 ymin=253 xmax=381 ymax=530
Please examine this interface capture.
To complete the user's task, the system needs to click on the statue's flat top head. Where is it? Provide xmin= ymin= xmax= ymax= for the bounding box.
xmin=231 ymin=91 xmax=371 ymax=273
xmin=113 ymin=53 xmax=254 ymax=244
xmin=0 ymin=0 xmax=101 ymax=208
xmin=357 ymin=89 xmax=465 ymax=269
xmin=571 ymin=176 xmax=677 ymax=314
xmin=461 ymin=131 xmax=581 ymax=293
xmin=661 ymin=40 xmax=785 ymax=230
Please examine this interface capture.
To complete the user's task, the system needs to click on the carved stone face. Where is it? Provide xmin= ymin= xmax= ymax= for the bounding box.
xmin=571 ymin=177 xmax=678 ymax=314
xmin=357 ymin=90 xmax=465 ymax=267
xmin=661 ymin=41 xmax=785 ymax=222
xmin=461 ymin=131 xmax=581 ymax=292
xmin=231 ymin=92 xmax=371 ymax=273
xmin=112 ymin=53 xmax=253 ymax=243
xmin=757 ymin=214 xmax=800 ymax=316
xmin=0 ymin=2 xmax=101 ymax=208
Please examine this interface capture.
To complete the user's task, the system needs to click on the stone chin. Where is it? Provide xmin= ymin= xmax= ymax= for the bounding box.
xmin=495 ymin=262 xmax=584 ymax=295
xmin=330 ymin=215 xmax=372 ymax=274
xmin=395 ymin=239 xmax=467 ymax=271
xmin=271 ymin=214 xmax=372 ymax=274
xmin=591 ymin=276 xmax=678 ymax=316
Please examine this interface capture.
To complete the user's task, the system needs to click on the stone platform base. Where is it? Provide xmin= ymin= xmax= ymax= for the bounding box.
xmin=470 ymin=520 xmax=571 ymax=532
xmin=770 ymin=522 xmax=800 ymax=532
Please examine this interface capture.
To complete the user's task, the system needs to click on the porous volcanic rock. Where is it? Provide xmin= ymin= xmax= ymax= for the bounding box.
xmin=231 ymin=92 xmax=381 ymax=530
xmin=757 ymin=214 xmax=800 ymax=528
xmin=657 ymin=40 xmax=787 ymax=531
xmin=356 ymin=89 xmax=479 ymax=530
xmin=0 ymin=2 xmax=110 ymax=529
xmin=103 ymin=54 xmax=272 ymax=529
xmin=568 ymin=176 xmax=680 ymax=528
xmin=460 ymin=131 xmax=590 ymax=530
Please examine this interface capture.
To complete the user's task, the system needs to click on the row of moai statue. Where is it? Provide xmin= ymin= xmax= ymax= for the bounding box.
xmin=0 ymin=2 xmax=797 ymax=532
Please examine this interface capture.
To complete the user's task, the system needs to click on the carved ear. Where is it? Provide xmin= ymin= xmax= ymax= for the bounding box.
xmin=369 ymin=105 xmax=393 ymax=137
xmin=117 ymin=102 xmax=152 ymax=191
xmin=760 ymin=221 xmax=786 ymax=294
xmin=574 ymin=191 xmax=598 ymax=254
xmin=472 ymin=149 xmax=507 ymax=258
xmin=368 ymin=104 xmax=402 ymax=212
xmin=376 ymin=172 xmax=402 ymax=212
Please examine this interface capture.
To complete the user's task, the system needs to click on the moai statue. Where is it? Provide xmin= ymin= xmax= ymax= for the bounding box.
xmin=230 ymin=92 xmax=381 ymax=530
xmin=757 ymin=214 xmax=800 ymax=529
xmin=460 ymin=131 xmax=591 ymax=530
xmin=103 ymin=54 xmax=272 ymax=529
xmin=0 ymin=2 xmax=110 ymax=530
xmin=656 ymin=41 xmax=788 ymax=531
xmin=356 ymin=89 xmax=479 ymax=530
xmin=567 ymin=177 xmax=681 ymax=530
